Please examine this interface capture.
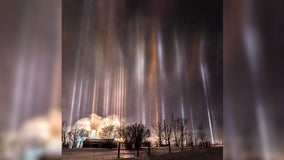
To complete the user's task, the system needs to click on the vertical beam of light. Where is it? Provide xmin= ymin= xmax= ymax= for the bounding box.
xmin=103 ymin=75 xmax=107 ymax=116
xmin=174 ymin=30 xmax=183 ymax=81
xmin=149 ymin=26 xmax=161 ymax=124
xmin=96 ymin=79 xmax=100 ymax=114
xmin=76 ymin=79 xmax=83 ymax=120
xmin=119 ymin=66 xmax=123 ymax=121
xmin=141 ymin=99 xmax=145 ymax=125
xmin=10 ymin=56 xmax=25 ymax=131
xmin=114 ymin=75 xmax=117 ymax=115
xmin=118 ymin=70 xmax=120 ymax=118
xmin=89 ymin=80 xmax=93 ymax=114
xmin=122 ymin=66 xmax=126 ymax=123
xmin=110 ymin=76 xmax=116 ymax=114
xmin=50 ymin=43 xmax=61 ymax=112
xmin=115 ymin=72 xmax=117 ymax=116
xmin=87 ymin=73 xmax=93 ymax=115
xmin=111 ymin=77 xmax=115 ymax=115
xmin=243 ymin=2 xmax=261 ymax=80
xmin=68 ymin=0 xmax=90 ymax=126
xmin=105 ymin=76 xmax=110 ymax=116
xmin=77 ymin=7 xmax=90 ymax=119
xmin=200 ymin=36 xmax=215 ymax=144
xmin=180 ymin=97 xmax=185 ymax=126
xmin=201 ymin=61 xmax=214 ymax=144
xmin=157 ymin=29 xmax=168 ymax=124
xmin=135 ymin=20 xmax=145 ymax=124
xmin=155 ymin=97 xmax=159 ymax=124
xmin=243 ymin=2 xmax=272 ymax=158
xmin=92 ymin=79 xmax=97 ymax=114
xmin=118 ymin=70 xmax=121 ymax=118
xmin=157 ymin=30 xmax=165 ymax=80
xmin=161 ymin=96 xmax=165 ymax=121
xmin=23 ymin=56 xmax=37 ymax=119
xmin=111 ymin=76 xmax=114 ymax=115
xmin=116 ymin=72 xmax=119 ymax=118
xmin=256 ymin=103 xmax=271 ymax=160
xmin=119 ymin=67 xmax=122 ymax=122
xmin=207 ymin=106 xmax=214 ymax=144
xmin=189 ymin=103 xmax=196 ymax=141
xmin=118 ymin=67 xmax=122 ymax=120
xmin=180 ymin=97 xmax=185 ymax=120
xmin=82 ymin=76 xmax=89 ymax=116
xmin=123 ymin=67 xmax=125 ymax=121
xmin=225 ymin=102 xmax=238 ymax=160
xmin=113 ymin=75 xmax=116 ymax=116
xmin=123 ymin=67 xmax=127 ymax=127
xmin=121 ymin=66 xmax=124 ymax=121
xmin=116 ymin=73 xmax=119 ymax=116
xmin=9 ymin=2 xmax=30 ymax=131
xmin=174 ymin=29 xmax=186 ymax=126
xmin=211 ymin=105 xmax=219 ymax=143
xmin=118 ymin=70 xmax=120 ymax=119
xmin=69 ymin=79 xmax=77 ymax=126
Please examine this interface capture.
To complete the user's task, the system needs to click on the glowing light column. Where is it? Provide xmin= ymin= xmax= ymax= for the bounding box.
xmin=199 ymin=35 xmax=215 ymax=144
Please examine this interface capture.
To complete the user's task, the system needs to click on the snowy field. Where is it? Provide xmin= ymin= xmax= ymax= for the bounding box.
xmin=62 ymin=146 xmax=223 ymax=160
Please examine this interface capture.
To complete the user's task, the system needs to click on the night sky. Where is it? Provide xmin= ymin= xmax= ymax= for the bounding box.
xmin=63 ymin=0 xmax=222 ymax=142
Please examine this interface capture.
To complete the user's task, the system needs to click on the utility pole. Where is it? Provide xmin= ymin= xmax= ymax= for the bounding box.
xmin=117 ymin=142 xmax=120 ymax=159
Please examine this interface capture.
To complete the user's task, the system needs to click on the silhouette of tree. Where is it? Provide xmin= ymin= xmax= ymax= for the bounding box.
xmin=99 ymin=125 xmax=116 ymax=139
xmin=62 ymin=121 xmax=68 ymax=147
xmin=70 ymin=124 xmax=88 ymax=148
xmin=186 ymin=131 xmax=194 ymax=145
xmin=172 ymin=117 xmax=189 ymax=151
xmin=163 ymin=115 xmax=174 ymax=153
xmin=173 ymin=118 xmax=181 ymax=146
xmin=179 ymin=118 xmax=188 ymax=151
xmin=198 ymin=121 xmax=207 ymax=143
xmin=123 ymin=123 xmax=150 ymax=157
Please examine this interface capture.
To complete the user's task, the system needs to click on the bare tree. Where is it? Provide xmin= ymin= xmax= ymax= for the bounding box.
xmin=62 ymin=121 xmax=68 ymax=147
xmin=117 ymin=127 xmax=126 ymax=141
xmin=172 ymin=117 xmax=189 ymax=151
xmin=61 ymin=121 xmax=67 ymax=147
xmin=70 ymin=124 xmax=88 ymax=148
xmin=66 ymin=129 xmax=75 ymax=148
xmin=163 ymin=115 xmax=174 ymax=153
xmin=99 ymin=125 xmax=116 ymax=139
xmin=198 ymin=122 xmax=207 ymax=143
xmin=73 ymin=124 xmax=88 ymax=138
xmin=173 ymin=118 xmax=181 ymax=146
xmin=179 ymin=118 xmax=188 ymax=151
xmin=124 ymin=123 xmax=150 ymax=157
xmin=151 ymin=120 xmax=163 ymax=147
xmin=186 ymin=131 xmax=193 ymax=145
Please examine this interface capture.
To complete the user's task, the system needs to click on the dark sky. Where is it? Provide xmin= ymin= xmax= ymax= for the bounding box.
xmin=63 ymin=0 xmax=222 ymax=141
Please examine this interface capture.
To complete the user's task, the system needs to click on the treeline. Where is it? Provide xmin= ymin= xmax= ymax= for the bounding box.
xmin=62 ymin=116 xmax=209 ymax=154
xmin=152 ymin=114 xmax=208 ymax=152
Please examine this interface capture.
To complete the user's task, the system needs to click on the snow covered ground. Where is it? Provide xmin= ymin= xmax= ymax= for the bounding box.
xmin=62 ymin=146 xmax=223 ymax=160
